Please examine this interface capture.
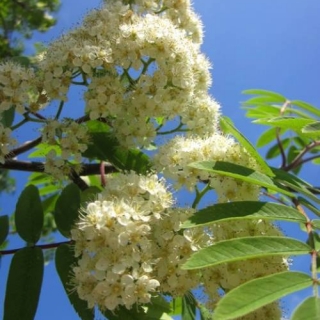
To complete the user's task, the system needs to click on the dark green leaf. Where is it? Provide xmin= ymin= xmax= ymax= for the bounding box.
xmin=4 ymin=247 xmax=44 ymax=320
xmin=242 ymin=89 xmax=286 ymax=103
xmin=266 ymin=138 xmax=290 ymax=159
xmin=182 ymin=292 xmax=197 ymax=320
xmin=141 ymin=296 xmax=173 ymax=319
xmin=15 ymin=185 xmax=43 ymax=244
xmin=292 ymin=296 xmax=320 ymax=320
xmin=54 ymin=183 xmax=81 ymax=238
xmin=81 ymin=186 xmax=101 ymax=206
xmin=182 ymin=201 xmax=306 ymax=229
xmin=83 ymin=132 xmax=151 ymax=174
xmin=1 ymin=106 xmax=15 ymax=127
xmin=214 ymin=271 xmax=312 ymax=320
xmin=55 ymin=244 xmax=94 ymax=320
xmin=182 ymin=237 xmax=311 ymax=270
xmin=189 ymin=161 xmax=294 ymax=197
xmin=0 ymin=215 xmax=9 ymax=246
xmin=219 ymin=117 xmax=274 ymax=176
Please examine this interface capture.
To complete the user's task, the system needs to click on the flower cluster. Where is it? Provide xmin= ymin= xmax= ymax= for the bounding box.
xmin=41 ymin=119 xmax=89 ymax=179
xmin=0 ymin=124 xmax=17 ymax=163
xmin=71 ymin=172 xmax=212 ymax=310
xmin=153 ymin=134 xmax=260 ymax=201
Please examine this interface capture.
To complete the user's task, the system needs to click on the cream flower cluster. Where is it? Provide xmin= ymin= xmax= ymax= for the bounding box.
xmin=0 ymin=124 xmax=17 ymax=163
xmin=41 ymin=119 xmax=89 ymax=179
xmin=0 ymin=61 xmax=47 ymax=114
xmin=153 ymin=134 xmax=260 ymax=201
xmin=201 ymin=219 xmax=287 ymax=317
xmin=35 ymin=1 xmax=219 ymax=148
xmin=71 ymin=172 xmax=212 ymax=310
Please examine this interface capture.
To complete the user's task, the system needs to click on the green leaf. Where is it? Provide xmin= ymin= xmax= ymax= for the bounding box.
xmin=181 ymin=201 xmax=306 ymax=229
xmin=54 ymin=183 xmax=81 ymax=238
xmin=141 ymin=296 xmax=173 ymax=320
xmin=81 ymin=186 xmax=101 ymax=205
xmin=15 ymin=185 xmax=43 ymax=244
xmin=0 ymin=215 xmax=9 ymax=246
xmin=1 ymin=106 xmax=15 ymax=127
xmin=302 ymin=121 xmax=320 ymax=138
xmin=83 ymin=132 xmax=151 ymax=174
xmin=292 ymin=296 xmax=320 ymax=320
xmin=189 ymin=161 xmax=294 ymax=197
xmin=266 ymin=138 xmax=291 ymax=160
xmin=28 ymin=143 xmax=61 ymax=158
xmin=213 ymin=271 xmax=312 ymax=320
xmin=243 ymin=96 xmax=284 ymax=106
xmin=182 ymin=237 xmax=311 ymax=270
xmin=219 ymin=117 xmax=274 ymax=176
xmin=253 ymin=116 xmax=314 ymax=132
xmin=4 ymin=247 xmax=44 ymax=320
xmin=243 ymin=105 xmax=281 ymax=119
xmin=242 ymin=89 xmax=286 ymax=103
xmin=169 ymin=298 xmax=182 ymax=316
xmin=55 ymin=244 xmax=94 ymax=320
xmin=311 ymin=220 xmax=320 ymax=230
xmin=182 ymin=292 xmax=197 ymax=320
xmin=256 ymin=127 xmax=278 ymax=148
xmin=291 ymin=100 xmax=320 ymax=118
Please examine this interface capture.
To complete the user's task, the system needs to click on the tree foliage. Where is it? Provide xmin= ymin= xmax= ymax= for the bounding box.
xmin=0 ymin=1 xmax=319 ymax=320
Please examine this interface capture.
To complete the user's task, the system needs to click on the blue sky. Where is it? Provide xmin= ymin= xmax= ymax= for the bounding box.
xmin=1 ymin=0 xmax=320 ymax=319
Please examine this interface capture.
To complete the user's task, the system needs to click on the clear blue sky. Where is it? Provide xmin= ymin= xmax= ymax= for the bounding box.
xmin=0 ymin=0 xmax=320 ymax=319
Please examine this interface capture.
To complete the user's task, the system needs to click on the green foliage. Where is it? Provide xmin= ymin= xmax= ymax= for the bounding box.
xmin=14 ymin=185 xmax=43 ymax=244
xmin=213 ymin=272 xmax=313 ymax=320
xmin=0 ymin=215 xmax=9 ymax=246
xmin=83 ymin=132 xmax=152 ymax=174
xmin=291 ymin=297 xmax=320 ymax=320
xmin=0 ymin=0 xmax=59 ymax=58
xmin=54 ymin=183 xmax=81 ymax=238
xmin=182 ymin=237 xmax=311 ymax=270
xmin=4 ymin=247 xmax=44 ymax=320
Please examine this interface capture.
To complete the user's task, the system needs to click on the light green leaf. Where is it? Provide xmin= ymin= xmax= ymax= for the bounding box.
xmin=182 ymin=292 xmax=197 ymax=320
xmin=28 ymin=144 xmax=61 ymax=158
xmin=253 ymin=117 xmax=314 ymax=132
xmin=291 ymin=100 xmax=320 ymax=118
xmin=189 ymin=161 xmax=294 ymax=197
xmin=169 ymin=298 xmax=182 ymax=316
xmin=242 ymin=89 xmax=286 ymax=103
xmin=4 ymin=247 xmax=44 ymax=320
xmin=54 ymin=183 xmax=81 ymax=238
xmin=15 ymin=185 xmax=43 ymax=244
xmin=55 ymin=244 xmax=94 ymax=320
xmin=311 ymin=220 xmax=320 ymax=230
xmin=182 ymin=201 xmax=306 ymax=229
xmin=0 ymin=215 xmax=9 ymax=246
xmin=182 ymin=237 xmax=311 ymax=270
xmin=243 ymin=96 xmax=284 ymax=106
xmin=219 ymin=117 xmax=274 ymax=176
xmin=292 ymin=296 xmax=320 ymax=320
xmin=302 ymin=121 xmax=320 ymax=135
xmin=213 ymin=271 xmax=312 ymax=320
xmin=256 ymin=127 xmax=278 ymax=148
xmin=243 ymin=105 xmax=281 ymax=119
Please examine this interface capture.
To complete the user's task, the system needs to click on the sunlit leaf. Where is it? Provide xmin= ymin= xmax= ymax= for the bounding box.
xmin=182 ymin=237 xmax=311 ymax=270
xmin=253 ymin=117 xmax=314 ymax=132
xmin=189 ymin=161 xmax=294 ymax=197
xmin=0 ymin=215 xmax=9 ymax=246
xmin=54 ymin=183 xmax=80 ymax=238
xmin=213 ymin=271 xmax=312 ymax=320
xmin=242 ymin=89 xmax=286 ymax=103
xmin=55 ymin=244 xmax=94 ymax=320
xmin=15 ymin=185 xmax=43 ymax=244
xmin=292 ymin=296 xmax=320 ymax=320
xmin=291 ymin=100 xmax=320 ymax=118
xmin=4 ymin=247 xmax=44 ymax=320
xmin=219 ymin=117 xmax=274 ymax=176
xmin=169 ymin=298 xmax=182 ymax=316
xmin=302 ymin=121 xmax=320 ymax=137
xmin=182 ymin=201 xmax=306 ymax=229
xmin=256 ymin=127 xmax=278 ymax=148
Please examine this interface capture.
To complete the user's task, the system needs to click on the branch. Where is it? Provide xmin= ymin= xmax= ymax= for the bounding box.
xmin=5 ymin=136 xmax=42 ymax=159
xmin=0 ymin=160 xmax=117 ymax=175
xmin=0 ymin=240 xmax=73 ymax=256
